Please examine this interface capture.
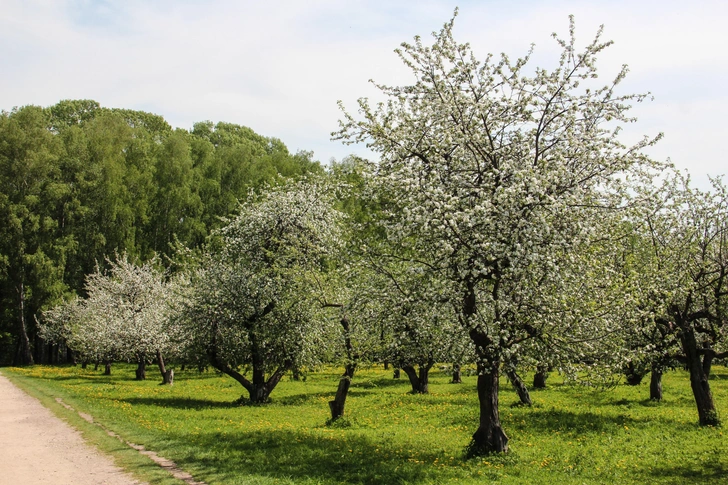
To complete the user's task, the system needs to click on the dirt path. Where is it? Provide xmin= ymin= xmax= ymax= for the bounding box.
xmin=0 ymin=371 xmax=144 ymax=485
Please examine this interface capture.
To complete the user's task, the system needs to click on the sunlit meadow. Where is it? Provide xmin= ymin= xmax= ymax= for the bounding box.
xmin=4 ymin=365 xmax=727 ymax=484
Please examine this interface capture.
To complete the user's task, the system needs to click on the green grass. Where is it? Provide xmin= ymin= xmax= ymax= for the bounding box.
xmin=3 ymin=364 xmax=727 ymax=484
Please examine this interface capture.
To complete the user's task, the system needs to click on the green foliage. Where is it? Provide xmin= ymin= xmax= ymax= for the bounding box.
xmin=3 ymin=365 xmax=727 ymax=484
xmin=0 ymin=99 xmax=324 ymax=364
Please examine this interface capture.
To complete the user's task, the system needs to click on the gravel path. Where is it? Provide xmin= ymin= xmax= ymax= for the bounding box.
xmin=0 ymin=371 xmax=144 ymax=485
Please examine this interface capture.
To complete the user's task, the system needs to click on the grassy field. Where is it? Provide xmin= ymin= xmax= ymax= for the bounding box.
xmin=2 ymin=364 xmax=727 ymax=484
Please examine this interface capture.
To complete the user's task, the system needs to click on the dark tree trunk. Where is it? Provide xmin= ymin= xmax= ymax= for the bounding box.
xmin=451 ymin=364 xmax=462 ymax=384
xmin=157 ymin=350 xmax=173 ymax=385
xmin=135 ymin=357 xmax=147 ymax=380
xmin=104 ymin=361 xmax=111 ymax=375
xmin=702 ymin=349 xmax=714 ymax=379
xmin=245 ymin=332 xmax=291 ymax=402
xmin=329 ymin=364 xmax=356 ymax=421
xmin=470 ymin=360 xmax=508 ymax=455
xmin=402 ymin=363 xmax=431 ymax=394
xmin=533 ymin=366 xmax=549 ymax=389
xmin=209 ymin=349 xmax=288 ymax=404
xmin=506 ymin=368 xmax=532 ymax=406
xmin=393 ymin=368 xmax=400 ymax=379
xmin=13 ymin=280 xmax=34 ymax=366
xmin=624 ymin=361 xmax=647 ymax=385
xmin=679 ymin=325 xmax=719 ymax=425
xmin=329 ymin=315 xmax=358 ymax=421
xmin=251 ymin=363 xmax=268 ymax=402
xmin=383 ymin=361 xmax=389 ymax=370
xmin=82 ymin=361 xmax=88 ymax=369
xmin=218 ymin=362 xmax=287 ymax=404
xmin=650 ymin=368 xmax=663 ymax=401
xmin=464 ymin=279 xmax=508 ymax=455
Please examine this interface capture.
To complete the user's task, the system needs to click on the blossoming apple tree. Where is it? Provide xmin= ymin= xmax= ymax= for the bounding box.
xmin=628 ymin=173 xmax=728 ymax=424
xmin=177 ymin=181 xmax=345 ymax=403
xmin=335 ymin=12 xmax=660 ymax=453
xmin=40 ymin=255 xmax=176 ymax=383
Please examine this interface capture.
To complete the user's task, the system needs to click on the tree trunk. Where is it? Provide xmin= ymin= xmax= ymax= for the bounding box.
xmin=251 ymin=365 xmax=268 ymax=402
xmin=506 ymin=368 xmax=532 ymax=406
xmin=384 ymin=361 xmax=389 ymax=370
xmin=212 ymin=359 xmax=286 ymax=404
xmin=533 ymin=366 xmax=549 ymax=389
xmin=464 ymin=280 xmax=508 ymax=455
xmin=702 ymin=349 xmax=714 ymax=379
xmin=208 ymin=322 xmax=287 ymax=403
xmin=135 ymin=357 xmax=147 ymax=380
xmin=393 ymin=368 xmax=400 ymax=379
xmin=402 ymin=363 xmax=431 ymax=394
xmin=402 ymin=365 xmax=418 ymax=392
xmin=329 ymin=364 xmax=356 ymax=421
xmin=82 ymin=361 xmax=88 ymax=369
xmin=104 ymin=361 xmax=111 ymax=375
xmin=246 ymin=333 xmax=290 ymax=403
xmin=328 ymin=314 xmax=358 ymax=421
xmin=679 ymin=326 xmax=719 ymax=425
xmin=13 ymin=280 xmax=34 ymax=366
xmin=157 ymin=350 xmax=173 ymax=385
xmin=470 ymin=360 xmax=508 ymax=455
xmin=451 ymin=364 xmax=462 ymax=384
xmin=650 ymin=368 xmax=663 ymax=402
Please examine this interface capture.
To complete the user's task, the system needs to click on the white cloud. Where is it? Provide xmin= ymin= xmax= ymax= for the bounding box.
xmin=1 ymin=0 xmax=726 ymax=184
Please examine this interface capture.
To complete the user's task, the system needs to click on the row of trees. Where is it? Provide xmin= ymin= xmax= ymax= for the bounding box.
xmin=0 ymin=100 xmax=322 ymax=366
xmin=20 ymin=12 xmax=728 ymax=457
xmin=39 ymin=166 xmax=728 ymax=455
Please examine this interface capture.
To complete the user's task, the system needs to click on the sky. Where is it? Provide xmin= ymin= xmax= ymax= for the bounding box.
xmin=2 ymin=0 xmax=726 ymax=188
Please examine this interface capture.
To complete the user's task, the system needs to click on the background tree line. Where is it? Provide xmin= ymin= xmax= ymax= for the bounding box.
xmin=0 ymin=99 xmax=323 ymax=366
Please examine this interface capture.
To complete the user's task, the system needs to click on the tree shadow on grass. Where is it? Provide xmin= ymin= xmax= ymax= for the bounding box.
xmin=175 ymin=428 xmax=442 ymax=485
xmin=352 ymin=376 xmax=412 ymax=389
xmin=506 ymin=409 xmax=638 ymax=435
xmin=646 ymin=459 xmax=727 ymax=485
xmin=121 ymin=396 xmax=239 ymax=410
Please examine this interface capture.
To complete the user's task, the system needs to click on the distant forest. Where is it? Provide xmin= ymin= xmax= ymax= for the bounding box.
xmin=0 ymin=99 xmax=324 ymax=365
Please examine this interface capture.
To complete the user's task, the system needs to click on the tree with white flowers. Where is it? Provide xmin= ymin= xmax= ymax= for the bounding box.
xmin=369 ymin=256 xmax=469 ymax=394
xmin=40 ymin=254 xmax=176 ymax=383
xmin=178 ymin=180 xmax=345 ymax=403
xmin=626 ymin=173 xmax=728 ymax=425
xmin=335 ymin=12 xmax=661 ymax=454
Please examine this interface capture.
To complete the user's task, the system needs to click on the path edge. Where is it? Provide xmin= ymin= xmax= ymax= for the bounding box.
xmin=0 ymin=368 xmax=193 ymax=485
